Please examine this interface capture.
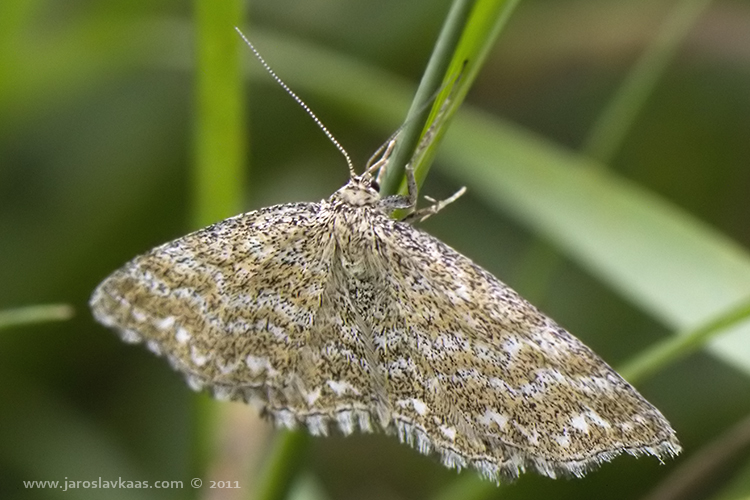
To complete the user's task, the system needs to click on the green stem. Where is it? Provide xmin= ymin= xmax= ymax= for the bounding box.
xmin=0 ymin=304 xmax=74 ymax=331
xmin=619 ymin=299 xmax=750 ymax=385
xmin=380 ymin=0 xmax=474 ymax=197
xmin=382 ymin=0 xmax=520 ymax=199
xmin=254 ymin=431 xmax=311 ymax=500
xmin=193 ymin=0 xmax=247 ymax=228
xmin=191 ymin=0 xmax=246 ymax=491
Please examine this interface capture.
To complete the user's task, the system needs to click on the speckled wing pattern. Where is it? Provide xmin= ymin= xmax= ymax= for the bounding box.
xmin=91 ymin=176 xmax=680 ymax=481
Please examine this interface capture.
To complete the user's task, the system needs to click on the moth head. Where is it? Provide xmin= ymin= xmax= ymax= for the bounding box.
xmin=331 ymin=174 xmax=381 ymax=206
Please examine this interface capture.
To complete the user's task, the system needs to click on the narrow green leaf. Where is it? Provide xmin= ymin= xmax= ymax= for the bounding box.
xmin=0 ymin=304 xmax=74 ymax=331
xmin=193 ymin=0 xmax=247 ymax=228
xmin=192 ymin=0 xmax=247 ymax=489
xmin=380 ymin=0 xmax=474 ymax=196
xmin=384 ymin=0 xmax=521 ymax=197
xmin=620 ymin=300 xmax=750 ymax=385
xmin=254 ymin=431 xmax=311 ymax=500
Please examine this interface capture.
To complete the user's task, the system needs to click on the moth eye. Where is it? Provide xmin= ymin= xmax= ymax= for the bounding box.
xmin=370 ymin=180 xmax=380 ymax=192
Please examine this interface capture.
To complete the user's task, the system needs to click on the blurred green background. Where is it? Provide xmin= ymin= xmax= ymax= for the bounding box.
xmin=2 ymin=0 xmax=750 ymax=499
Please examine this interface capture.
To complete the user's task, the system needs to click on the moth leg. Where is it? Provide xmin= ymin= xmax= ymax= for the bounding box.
xmin=402 ymin=185 xmax=467 ymax=223
xmin=367 ymin=138 xmax=397 ymax=180
xmin=404 ymin=163 xmax=419 ymax=209
xmin=377 ymin=162 xmax=422 ymax=213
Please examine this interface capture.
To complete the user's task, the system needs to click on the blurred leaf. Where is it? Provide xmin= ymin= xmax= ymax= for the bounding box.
xmin=711 ymin=457 xmax=750 ymax=500
xmin=437 ymin=111 xmax=750 ymax=374
xmin=583 ymin=0 xmax=714 ymax=163
xmin=254 ymin=431 xmax=311 ymax=500
xmin=287 ymin=474 xmax=332 ymax=500
xmin=0 ymin=384 xmax=165 ymax=500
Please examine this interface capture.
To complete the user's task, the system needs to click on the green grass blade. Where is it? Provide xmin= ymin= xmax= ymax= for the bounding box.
xmin=192 ymin=0 xmax=247 ymax=491
xmin=193 ymin=0 xmax=247 ymax=228
xmin=383 ymin=0 xmax=521 ymax=198
xmin=583 ymin=0 xmax=713 ymax=164
xmin=380 ymin=0 xmax=474 ymax=196
xmin=620 ymin=299 xmax=750 ymax=385
xmin=0 ymin=304 xmax=74 ymax=331
xmin=254 ymin=431 xmax=311 ymax=500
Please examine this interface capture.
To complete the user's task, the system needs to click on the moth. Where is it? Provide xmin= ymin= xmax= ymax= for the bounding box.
xmin=91 ymin=31 xmax=680 ymax=481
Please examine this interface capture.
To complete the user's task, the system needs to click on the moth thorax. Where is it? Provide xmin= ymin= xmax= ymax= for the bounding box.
xmin=340 ymin=257 xmax=370 ymax=278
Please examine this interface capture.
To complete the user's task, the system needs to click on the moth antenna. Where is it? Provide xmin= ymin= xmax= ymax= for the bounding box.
xmin=235 ymin=27 xmax=356 ymax=178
